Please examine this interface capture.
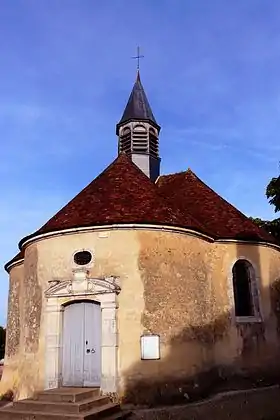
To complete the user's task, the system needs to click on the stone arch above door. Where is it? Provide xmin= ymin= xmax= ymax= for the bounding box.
xmin=45 ymin=269 xmax=121 ymax=298
xmin=44 ymin=269 xmax=120 ymax=394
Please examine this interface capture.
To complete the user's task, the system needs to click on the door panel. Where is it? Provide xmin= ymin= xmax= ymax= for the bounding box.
xmin=62 ymin=303 xmax=85 ymax=386
xmin=83 ymin=302 xmax=101 ymax=387
xmin=62 ymin=301 xmax=101 ymax=387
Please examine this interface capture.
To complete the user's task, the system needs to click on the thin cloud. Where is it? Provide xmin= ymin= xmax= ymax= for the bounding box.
xmin=1 ymin=0 xmax=280 ymax=324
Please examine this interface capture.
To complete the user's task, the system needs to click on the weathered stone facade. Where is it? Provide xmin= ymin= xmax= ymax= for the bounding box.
xmin=23 ymin=245 xmax=42 ymax=354
xmin=5 ymin=265 xmax=22 ymax=358
xmin=1 ymin=227 xmax=280 ymax=405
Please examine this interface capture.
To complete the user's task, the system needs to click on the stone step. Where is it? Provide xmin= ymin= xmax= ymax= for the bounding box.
xmin=13 ymin=395 xmax=110 ymax=414
xmin=36 ymin=388 xmax=100 ymax=403
xmin=102 ymin=412 xmax=131 ymax=420
xmin=0 ymin=401 xmax=122 ymax=419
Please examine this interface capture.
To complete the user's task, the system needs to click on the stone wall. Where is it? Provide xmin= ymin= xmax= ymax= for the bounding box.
xmin=1 ymin=227 xmax=280 ymax=405
xmin=0 ymin=245 xmax=45 ymax=400
xmin=1 ymin=229 xmax=143 ymax=399
xmin=121 ymin=231 xmax=280 ymax=405
xmin=5 ymin=265 xmax=22 ymax=358
xmin=0 ymin=263 xmax=23 ymax=398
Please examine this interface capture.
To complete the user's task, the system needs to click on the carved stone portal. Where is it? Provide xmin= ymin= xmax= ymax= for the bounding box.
xmin=45 ymin=270 xmax=121 ymax=298
xmin=44 ymin=270 xmax=120 ymax=394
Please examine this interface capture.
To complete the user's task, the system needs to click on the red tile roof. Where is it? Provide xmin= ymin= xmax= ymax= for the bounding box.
xmin=18 ymin=154 xmax=206 ymax=248
xmin=6 ymin=156 xmax=278 ymax=271
xmin=157 ymin=169 xmax=276 ymax=243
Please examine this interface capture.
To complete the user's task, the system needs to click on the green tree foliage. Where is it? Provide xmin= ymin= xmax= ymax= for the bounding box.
xmin=266 ymin=175 xmax=280 ymax=213
xmin=250 ymin=171 xmax=280 ymax=243
xmin=249 ymin=173 xmax=280 ymax=242
xmin=0 ymin=326 xmax=6 ymax=360
xmin=250 ymin=217 xmax=280 ymax=241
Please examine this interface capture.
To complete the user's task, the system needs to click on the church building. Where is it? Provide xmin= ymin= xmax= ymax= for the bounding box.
xmin=1 ymin=70 xmax=280 ymax=405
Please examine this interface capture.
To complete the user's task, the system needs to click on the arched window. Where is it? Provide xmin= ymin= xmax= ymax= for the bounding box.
xmin=232 ymin=259 xmax=259 ymax=317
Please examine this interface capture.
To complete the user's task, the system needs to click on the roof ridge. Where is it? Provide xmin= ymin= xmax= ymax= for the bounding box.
xmin=185 ymin=170 xmax=277 ymax=241
xmin=157 ymin=169 xmax=277 ymax=244
xmin=86 ymin=153 xmax=128 ymax=186
xmin=57 ymin=153 xmax=156 ymax=214
xmin=187 ymin=171 xmax=258 ymax=223
xmin=19 ymin=154 xmax=209 ymax=249
xmin=18 ymin=154 xmax=154 ymax=247
xmin=155 ymin=177 xmax=210 ymax=234
xmin=158 ymin=167 xmax=193 ymax=180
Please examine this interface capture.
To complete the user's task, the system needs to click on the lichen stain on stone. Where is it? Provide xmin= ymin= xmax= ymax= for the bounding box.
xmin=236 ymin=322 xmax=266 ymax=363
xmin=23 ymin=245 xmax=42 ymax=353
xmin=6 ymin=267 xmax=22 ymax=357
xmin=138 ymin=231 xmax=229 ymax=344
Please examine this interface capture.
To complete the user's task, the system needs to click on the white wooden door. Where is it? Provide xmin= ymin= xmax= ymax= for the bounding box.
xmin=62 ymin=303 xmax=84 ymax=386
xmin=83 ymin=302 xmax=101 ymax=387
xmin=62 ymin=302 xmax=101 ymax=387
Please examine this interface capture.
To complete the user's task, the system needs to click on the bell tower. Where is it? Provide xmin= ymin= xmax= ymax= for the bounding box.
xmin=116 ymin=70 xmax=161 ymax=182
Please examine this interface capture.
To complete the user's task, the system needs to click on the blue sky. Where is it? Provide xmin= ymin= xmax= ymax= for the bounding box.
xmin=0 ymin=0 xmax=280 ymax=325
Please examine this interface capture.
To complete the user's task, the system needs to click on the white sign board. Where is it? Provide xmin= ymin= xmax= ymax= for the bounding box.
xmin=140 ymin=335 xmax=160 ymax=360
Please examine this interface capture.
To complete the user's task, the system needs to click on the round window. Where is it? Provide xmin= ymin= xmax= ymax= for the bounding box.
xmin=74 ymin=251 xmax=92 ymax=266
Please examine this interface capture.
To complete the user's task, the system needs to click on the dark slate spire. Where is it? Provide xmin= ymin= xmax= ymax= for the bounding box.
xmin=116 ymin=71 xmax=159 ymax=135
xmin=116 ymin=70 xmax=161 ymax=182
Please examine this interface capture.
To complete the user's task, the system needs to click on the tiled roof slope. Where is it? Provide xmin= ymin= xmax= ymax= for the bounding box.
xmin=19 ymin=154 xmax=206 ymax=247
xmin=157 ymin=169 xmax=276 ymax=243
xmin=6 ymin=159 xmax=278 ymax=272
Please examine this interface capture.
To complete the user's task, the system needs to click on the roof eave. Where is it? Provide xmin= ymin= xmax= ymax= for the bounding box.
xmin=17 ymin=221 xmax=280 ymax=256
xmin=4 ymin=256 xmax=24 ymax=273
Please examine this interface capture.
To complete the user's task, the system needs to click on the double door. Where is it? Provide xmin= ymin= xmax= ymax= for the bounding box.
xmin=62 ymin=301 xmax=101 ymax=387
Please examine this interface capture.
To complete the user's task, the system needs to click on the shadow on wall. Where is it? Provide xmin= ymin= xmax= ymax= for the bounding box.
xmin=122 ymin=316 xmax=279 ymax=407
xmin=122 ymin=239 xmax=280 ymax=407
xmin=270 ymin=277 xmax=280 ymax=335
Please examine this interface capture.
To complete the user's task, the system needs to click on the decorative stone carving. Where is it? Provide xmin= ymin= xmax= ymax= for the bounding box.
xmin=44 ymin=271 xmax=120 ymax=393
xmin=45 ymin=274 xmax=120 ymax=298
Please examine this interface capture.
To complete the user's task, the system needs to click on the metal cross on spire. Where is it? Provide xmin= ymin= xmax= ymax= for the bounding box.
xmin=132 ymin=46 xmax=144 ymax=70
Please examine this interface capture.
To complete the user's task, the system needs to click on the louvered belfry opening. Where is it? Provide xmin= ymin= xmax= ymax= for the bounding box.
xmin=149 ymin=127 xmax=159 ymax=158
xmin=119 ymin=124 xmax=159 ymax=157
xmin=116 ymin=70 xmax=161 ymax=180
xmin=119 ymin=127 xmax=132 ymax=154
xmin=132 ymin=124 xmax=148 ymax=154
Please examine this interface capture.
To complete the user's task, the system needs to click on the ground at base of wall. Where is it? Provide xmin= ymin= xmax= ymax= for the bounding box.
xmin=126 ymin=386 xmax=280 ymax=420
xmin=122 ymin=367 xmax=280 ymax=406
xmin=0 ymin=401 xmax=11 ymax=409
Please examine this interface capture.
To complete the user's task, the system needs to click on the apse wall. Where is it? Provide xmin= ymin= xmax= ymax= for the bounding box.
xmin=1 ymin=226 xmax=280 ymax=404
